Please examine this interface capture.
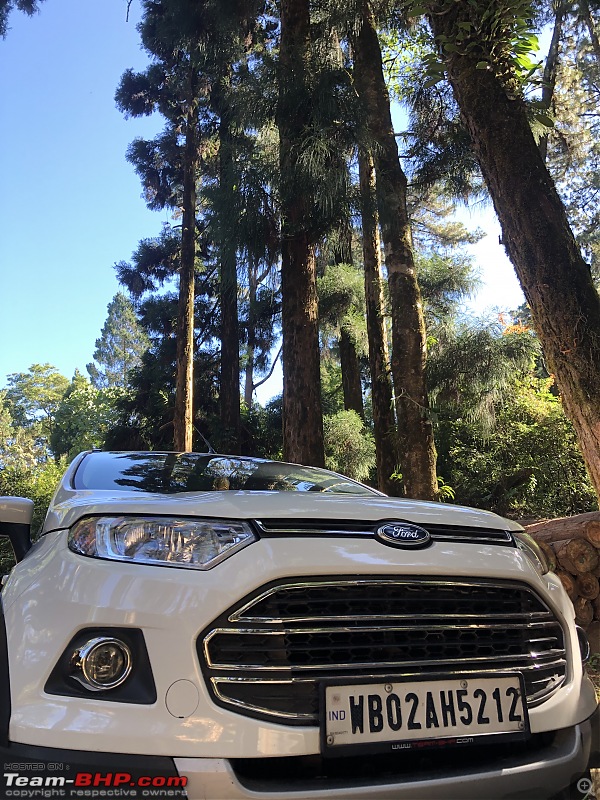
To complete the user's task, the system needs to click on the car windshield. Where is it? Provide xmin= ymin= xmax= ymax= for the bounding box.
xmin=73 ymin=452 xmax=378 ymax=496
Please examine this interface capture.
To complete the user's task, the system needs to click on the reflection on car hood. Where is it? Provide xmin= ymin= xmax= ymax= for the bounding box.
xmin=43 ymin=488 xmax=522 ymax=534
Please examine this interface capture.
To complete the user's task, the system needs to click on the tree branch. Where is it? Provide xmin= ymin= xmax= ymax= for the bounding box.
xmin=253 ymin=344 xmax=282 ymax=391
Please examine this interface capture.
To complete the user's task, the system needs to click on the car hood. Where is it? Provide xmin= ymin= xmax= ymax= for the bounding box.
xmin=42 ymin=488 xmax=523 ymax=534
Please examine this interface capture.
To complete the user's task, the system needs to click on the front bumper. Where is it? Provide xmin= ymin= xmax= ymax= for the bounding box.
xmin=3 ymin=531 xmax=598 ymax=800
xmin=1 ymin=715 xmax=595 ymax=800
xmin=179 ymin=720 xmax=595 ymax=800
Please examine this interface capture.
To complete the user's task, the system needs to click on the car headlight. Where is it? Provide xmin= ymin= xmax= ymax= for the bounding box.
xmin=513 ymin=530 xmax=550 ymax=575
xmin=68 ymin=516 xmax=256 ymax=570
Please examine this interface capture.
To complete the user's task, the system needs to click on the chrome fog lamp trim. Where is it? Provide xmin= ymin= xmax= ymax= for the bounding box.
xmin=71 ymin=637 xmax=133 ymax=691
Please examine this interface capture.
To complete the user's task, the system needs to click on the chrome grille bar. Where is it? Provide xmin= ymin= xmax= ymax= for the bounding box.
xmin=229 ymin=577 xmax=547 ymax=623
xmin=206 ymin=652 xmax=566 ymax=672
xmin=253 ymin=519 xmax=515 ymax=546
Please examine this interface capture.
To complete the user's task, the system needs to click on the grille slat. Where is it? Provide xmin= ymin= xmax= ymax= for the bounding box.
xmin=254 ymin=519 xmax=515 ymax=546
xmin=199 ymin=577 xmax=567 ymax=725
xmin=230 ymin=578 xmax=543 ymax=623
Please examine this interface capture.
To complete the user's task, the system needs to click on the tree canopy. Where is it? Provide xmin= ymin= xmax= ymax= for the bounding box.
xmin=0 ymin=0 xmax=44 ymax=37
xmin=2 ymin=0 xmax=600 ymax=526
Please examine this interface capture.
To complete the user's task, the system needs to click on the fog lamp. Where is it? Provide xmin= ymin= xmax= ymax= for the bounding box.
xmin=71 ymin=637 xmax=132 ymax=691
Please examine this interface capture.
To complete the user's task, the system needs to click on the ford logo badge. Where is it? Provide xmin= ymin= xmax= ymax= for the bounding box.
xmin=376 ymin=522 xmax=432 ymax=548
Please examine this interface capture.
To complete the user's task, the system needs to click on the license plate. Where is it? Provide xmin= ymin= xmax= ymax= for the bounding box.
xmin=321 ymin=674 xmax=529 ymax=755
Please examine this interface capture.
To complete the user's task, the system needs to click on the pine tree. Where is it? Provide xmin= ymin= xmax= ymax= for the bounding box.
xmin=87 ymin=293 xmax=149 ymax=389
xmin=104 ymin=288 xmax=221 ymax=453
xmin=116 ymin=0 xmax=209 ymax=452
xmin=351 ymin=0 xmax=438 ymax=499
xmin=358 ymin=148 xmax=399 ymax=495
xmin=117 ymin=0 xmax=273 ymax=453
xmin=278 ymin=0 xmax=326 ymax=467
xmin=277 ymin=0 xmax=359 ymax=467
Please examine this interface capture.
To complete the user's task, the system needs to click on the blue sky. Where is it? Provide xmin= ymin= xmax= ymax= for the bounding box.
xmin=0 ymin=0 xmax=165 ymax=384
xmin=0 ymin=0 xmax=524 ymax=397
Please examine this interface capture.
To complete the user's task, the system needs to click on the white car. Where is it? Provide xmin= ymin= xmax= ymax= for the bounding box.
xmin=0 ymin=450 xmax=597 ymax=800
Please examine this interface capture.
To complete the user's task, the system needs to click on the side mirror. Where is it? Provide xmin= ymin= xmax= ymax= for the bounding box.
xmin=0 ymin=497 xmax=34 ymax=562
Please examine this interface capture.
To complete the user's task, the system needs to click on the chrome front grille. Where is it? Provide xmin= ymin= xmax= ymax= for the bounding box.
xmin=199 ymin=578 xmax=567 ymax=725
xmin=254 ymin=519 xmax=515 ymax=546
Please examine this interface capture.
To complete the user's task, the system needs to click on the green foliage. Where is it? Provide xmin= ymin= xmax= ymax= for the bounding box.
xmin=87 ymin=293 xmax=149 ymax=389
xmin=438 ymin=377 xmax=597 ymax=518
xmin=116 ymin=225 xmax=182 ymax=299
xmin=320 ymin=358 xmax=346 ymax=417
xmin=278 ymin=7 xmax=361 ymax=242
xmin=318 ymin=261 xmax=368 ymax=354
xmin=400 ymin=0 xmax=544 ymax=93
xmin=381 ymin=22 xmax=484 ymax=198
xmin=50 ymin=373 xmax=127 ymax=460
xmin=435 ymin=476 xmax=455 ymax=501
xmin=428 ymin=322 xmax=539 ymax=435
xmin=0 ymin=391 xmax=47 ymax=472
xmin=0 ymin=0 xmax=44 ymax=38
xmin=0 ymin=391 xmax=64 ymax=574
xmin=546 ymin=14 xmax=600 ymax=280
xmin=384 ymin=1 xmax=554 ymax=203
xmin=240 ymin=398 xmax=283 ymax=459
xmin=123 ymin=131 xmax=185 ymax=213
xmin=103 ymin=292 xmax=222 ymax=451
xmin=0 ymin=456 xmax=64 ymax=575
xmin=323 ymin=410 xmax=376 ymax=483
xmin=0 ymin=363 xmax=127 ymax=573
xmin=0 ymin=457 xmax=63 ymax=535
xmin=416 ymin=250 xmax=480 ymax=327
xmin=5 ymin=364 xmax=69 ymax=437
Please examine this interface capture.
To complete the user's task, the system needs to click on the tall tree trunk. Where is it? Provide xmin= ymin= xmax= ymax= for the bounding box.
xmin=278 ymin=0 xmax=325 ymax=467
xmin=218 ymin=105 xmax=241 ymax=454
xmin=339 ymin=329 xmax=364 ymax=418
xmin=334 ymin=219 xmax=365 ymax=419
xmin=539 ymin=0 xmax=568 ymax=161
xmin=173 ymin=72 xmax=197 ymax=453
xmin=358 ymin=149 xmax=399 ymax=495
xmin=352 ymin=1 xmax=438 ymax=499
xmin=244 ymin=260 xmax=257 ymax=408
xmin=427 ymin=1 xmax=600 ymax=498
